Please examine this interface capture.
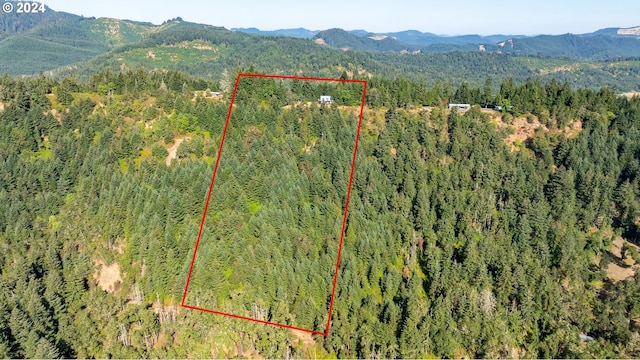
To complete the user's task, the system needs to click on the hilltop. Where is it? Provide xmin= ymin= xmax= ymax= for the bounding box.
xmin=0 ymin=7 xmax=201 ymax=75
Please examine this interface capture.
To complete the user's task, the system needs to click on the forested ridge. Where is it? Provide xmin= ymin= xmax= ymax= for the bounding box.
xmin=61 ymin=30 xmax=640 ymax=93
xmin=1 ymin=68 xmax=640 ymax=358
xmin=1 ymin=10 xmax=640 ymax=93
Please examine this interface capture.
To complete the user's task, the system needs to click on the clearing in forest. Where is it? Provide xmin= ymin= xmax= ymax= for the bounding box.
xmin=165 ymin=136 xmax=191 ymax=165
xmin=94 ymin=260 xmax=122 ymax=294
xmin=492 ymin=113 xmax=583 ymax=150
xmin=181 ymin=74 xmax=367 ymax=336
xmin=607 ymin=237 xmax=640 ymax=282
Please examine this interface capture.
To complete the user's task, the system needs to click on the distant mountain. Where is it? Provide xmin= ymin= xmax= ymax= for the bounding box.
xmin=232 ymin=27 xmax=317 ymax=38
xmin=357 ymin=30 xmax=528 ymax=47
xmin=233 ymin=26 xmax=526 ymax=46
xmin=487 ymin=32 xmax=640 ymax=60
xmin=589 ymin=28 xmax=624 ymax=36
xmin=324 ymin=27 xmax=640 ymax=60
xmin=313 ymin=28 xmax=416 ymax=52
xmin=232 ymin=25 xmax=640 ymax=60
xmin=347 ymin=29 xmax=370 ymax=37
xmin=587 ymin=26 xmax=640 ymax=37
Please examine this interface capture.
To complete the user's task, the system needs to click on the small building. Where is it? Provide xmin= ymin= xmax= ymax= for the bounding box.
xmin=210 ymin=91 xmax=222 ymax=97
xmin=448 ymin=103 xmax=471 ymax=110
xmin=319 ymin=95 xmax=334 ymax=104
xmin=579 ymin=334 xmax=594 ymax=342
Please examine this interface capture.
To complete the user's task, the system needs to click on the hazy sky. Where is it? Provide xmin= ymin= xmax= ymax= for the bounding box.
xmin=41 ymin=0 xmax=640 ymax=35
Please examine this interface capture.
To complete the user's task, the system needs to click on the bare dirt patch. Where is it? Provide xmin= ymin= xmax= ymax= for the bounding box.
xmin=563 ymin=120 xmax=582 ymax=139
xmin=551 ymin=65 xmax=577 ymax=73
xmin=611 ymin=237 xmax=640 ymax=259
xmin=193 ymin=44 xmax=216 ymax=51
xmin=114 ymin=239 xmax=126 ymax=254
xmin=607 ymin=237 xmax=639 ymax=282
xmin=102 ymin=18 xmax=121 ymax=35
xmin=497 ymin=39 xmax=513 ymax=48
xmin=290 ymin=329 xmax=316 ymax=354
xmin=357 ymin=66 xmax=373 ymax=78
xmin=538 ymin=64 xmax=579 ymax=76
xmin=336 ymin=66 xmax=354 ymax=78
xmin=313 ymin=38 xmax=327 ymax=46
xmin=607 ymin=262 xmax=635 ymax=282
xmin=49 ymin=108 xmax=62 ymax=123
xmin=145 ymin=119 xmax=157 ymax=129
xmin=494 ymin=114 xmax=582 ymax=150
xmin=165 ymin=136 xmax=191 ymax=165
xmin=94 ymin=260 xmax=122 ymax=294
xmin=303 ymin=139 xmax=318 ymax=153
xmin=480 ymin=108 xmax=502 ymax=118
xmin=154 ymin=331 xmax=169 ymax=349
xmin=163 ymin=41 xmax=218 ymax=51
xmin=621 ymin=91 xmax=640 ymax=99
xmin=618 ymin=27 xmax=640 ymax=36
xmin=499 ymin=116 xmax=547 ymax=150
xmin=362 ymin=107 xmax=386 ymax=134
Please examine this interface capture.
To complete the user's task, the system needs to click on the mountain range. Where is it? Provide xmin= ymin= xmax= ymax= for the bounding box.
xmin=0 ymin=7 xmax=639 ymax=92
xmin=231 ymin=27 xmax=529 ymax=45
xmin=232 ymin=26 xmax=640 ymax=59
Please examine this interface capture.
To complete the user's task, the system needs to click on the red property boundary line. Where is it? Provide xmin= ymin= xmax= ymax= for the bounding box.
xmin=181 ymin=73 xmax=367 ymax=336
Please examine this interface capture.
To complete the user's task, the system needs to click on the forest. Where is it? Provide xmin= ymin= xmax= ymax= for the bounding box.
xmin=1 ymin=68 xmax=640 ymax=358
xmin=183 ymin=74 xmax=366 ymax=334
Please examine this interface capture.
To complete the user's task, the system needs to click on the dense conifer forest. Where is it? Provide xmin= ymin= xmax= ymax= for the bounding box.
xmin=1 ymin=67 xmax=640 ymax=358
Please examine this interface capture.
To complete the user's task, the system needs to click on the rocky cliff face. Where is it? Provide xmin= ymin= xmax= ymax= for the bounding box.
xmin=618 ymin=26 xmax=640 ymax=36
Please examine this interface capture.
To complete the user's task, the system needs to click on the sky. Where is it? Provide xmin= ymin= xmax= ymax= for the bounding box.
xmin=41 ymin=0 xmax=640 ymax=35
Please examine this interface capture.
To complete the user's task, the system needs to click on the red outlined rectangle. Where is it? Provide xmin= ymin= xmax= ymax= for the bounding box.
xmin=181 ymin=73 xmax=367 ymax=336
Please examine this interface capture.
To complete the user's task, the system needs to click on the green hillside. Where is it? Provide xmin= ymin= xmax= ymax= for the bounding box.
xmin=0 ymin=6 xmax=79 ymax=33
xmin=489 ymin=34 xmax=640 ymax=60
xmin=78 ymin=17 xmax=151 ymax=47
xmin=0 ymin=35 xmax=105 ymax=74
xmin=113 ymin=39 xmax=225 ymax=67
xmin=313 ymin=28 xmax=415 ymax=52
xmin=0 ymin=10 xmax=155 ymax=75
xmin=1 ymin=9 xmax=639 ymax=92
xmin=42 ymin=25 xmax=640 ymax=93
